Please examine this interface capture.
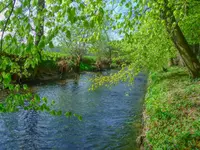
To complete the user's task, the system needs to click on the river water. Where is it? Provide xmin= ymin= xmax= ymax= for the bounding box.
xmin=0 ymin=71 xmax=146 ymax=150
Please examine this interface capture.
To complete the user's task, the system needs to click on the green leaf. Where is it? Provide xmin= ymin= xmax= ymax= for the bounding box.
xmin=65 ymin=111 xmax=72 ymax=118
xmin=56 ymin=110 xmax=62 ymax=116
xmin=23 ymin=84 xmax=28 ymax=90
xmin=38 ymin=36 xmax=46 ymax=49
xmin=34 ymin=95 xmax=40 ymax=102
xmin=66 ymin=30 xmax=71 ymax=39
xmin=78 ymin=115 xmax=83 ymax=121
xmin=42 ymin=97 xmax=47 ymax=103
xmin=49 ymin=41 xmax=54 ymax=48
xmin=51 ymin=110 xmax=56 ymax=115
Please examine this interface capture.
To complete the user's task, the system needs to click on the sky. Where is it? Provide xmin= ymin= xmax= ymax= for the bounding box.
xmin=0 ymin=0 xmax=133 ymax=42
xmin=105 ymin=0 xmax=134 ymax=40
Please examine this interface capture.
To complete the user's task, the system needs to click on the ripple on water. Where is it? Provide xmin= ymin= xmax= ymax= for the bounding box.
xmin=0 ymin=71 xmax=146 ymax=150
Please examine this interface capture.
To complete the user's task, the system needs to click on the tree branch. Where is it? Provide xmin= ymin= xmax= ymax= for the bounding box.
xmin=0 ymin=1 xmax=12 ymax=14
xmin=0 ymin=0 xmax=16 ymax=51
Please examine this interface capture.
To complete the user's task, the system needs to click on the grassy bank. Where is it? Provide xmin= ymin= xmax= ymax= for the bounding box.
xmin=144 ymin=67 xmax=200 ymax=149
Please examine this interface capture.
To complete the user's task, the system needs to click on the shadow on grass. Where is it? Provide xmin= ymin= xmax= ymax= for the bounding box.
xmin=152 ymin=70 xmax=188 ymax=84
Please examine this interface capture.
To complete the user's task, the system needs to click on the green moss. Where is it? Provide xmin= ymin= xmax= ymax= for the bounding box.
xmin=144 ymin=67 xmax=200 ymax=149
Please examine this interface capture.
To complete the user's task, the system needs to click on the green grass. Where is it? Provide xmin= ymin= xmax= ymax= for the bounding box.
xmin=144 ymin=67 xmax=200 ymax=150
xmin=83 ymin=55 xmax=97 ymax=60
xmin=82 ymin=55 xmax=97 ymax=64
xmin=80 ymin=62 xmax=94 ymax=71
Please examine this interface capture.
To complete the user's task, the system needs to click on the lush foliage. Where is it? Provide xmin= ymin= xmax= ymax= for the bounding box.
xmin=91 ymin=0 xmax=200 ymax=86
xmin=144 ymin=67 xmax=200 ymax=149
xmin=0 ymin=1 xmax=200 ymax=148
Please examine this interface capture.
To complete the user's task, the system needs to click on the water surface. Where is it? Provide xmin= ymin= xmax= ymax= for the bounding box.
xmin=0 ymin=71 xmax=146 ymax=150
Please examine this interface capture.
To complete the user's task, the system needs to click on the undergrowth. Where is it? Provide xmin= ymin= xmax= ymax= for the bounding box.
xmin=144 ymin=67 xmax=200 ymax=150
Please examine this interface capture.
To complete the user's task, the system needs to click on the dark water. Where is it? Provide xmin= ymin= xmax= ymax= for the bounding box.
xmin=0 ymin=71 xmax=147 ymax=150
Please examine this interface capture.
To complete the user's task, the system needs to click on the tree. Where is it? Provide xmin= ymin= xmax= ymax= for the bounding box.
xmin=90 ymin=0 xmax=200 ymax=88
xmin=57 ymin=24 xmax=90 ymax=58
xmin=161 ymin=0 xmax=200 ymax=78
xmin=107 ymin=0 xmax=200 ymax=77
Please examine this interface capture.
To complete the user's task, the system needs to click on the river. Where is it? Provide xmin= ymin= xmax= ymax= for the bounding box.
xmin=0 ymin=71 xmax=147 ymax=150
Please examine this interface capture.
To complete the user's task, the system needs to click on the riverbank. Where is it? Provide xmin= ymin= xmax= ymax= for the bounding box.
xmin=142 ymin=67 xmax=200 ymax=149
xmin=6 ymin=51 xmax=121 ymax=85
xmin=0 ymin=52 xmax=122 ymax=99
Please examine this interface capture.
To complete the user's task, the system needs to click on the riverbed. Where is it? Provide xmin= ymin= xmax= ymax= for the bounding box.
xmin=0 ymin=71 xmax=146 ymax=150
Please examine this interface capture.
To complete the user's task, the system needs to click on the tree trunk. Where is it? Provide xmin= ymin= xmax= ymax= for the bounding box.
xmin=191 ymin=44 xmax=200 ymax=57
xmin=163 ymin=0 xmax=200 ymax=78
xmin=35 ymin=0 xmax=45 ymax=60
xmin=104 ymin=29 xmax=112 ymax=68
xmin=172 ymin=25 xmax=200 ymax=77
xmin=33 ymin=0 xmax=45 ymax=79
